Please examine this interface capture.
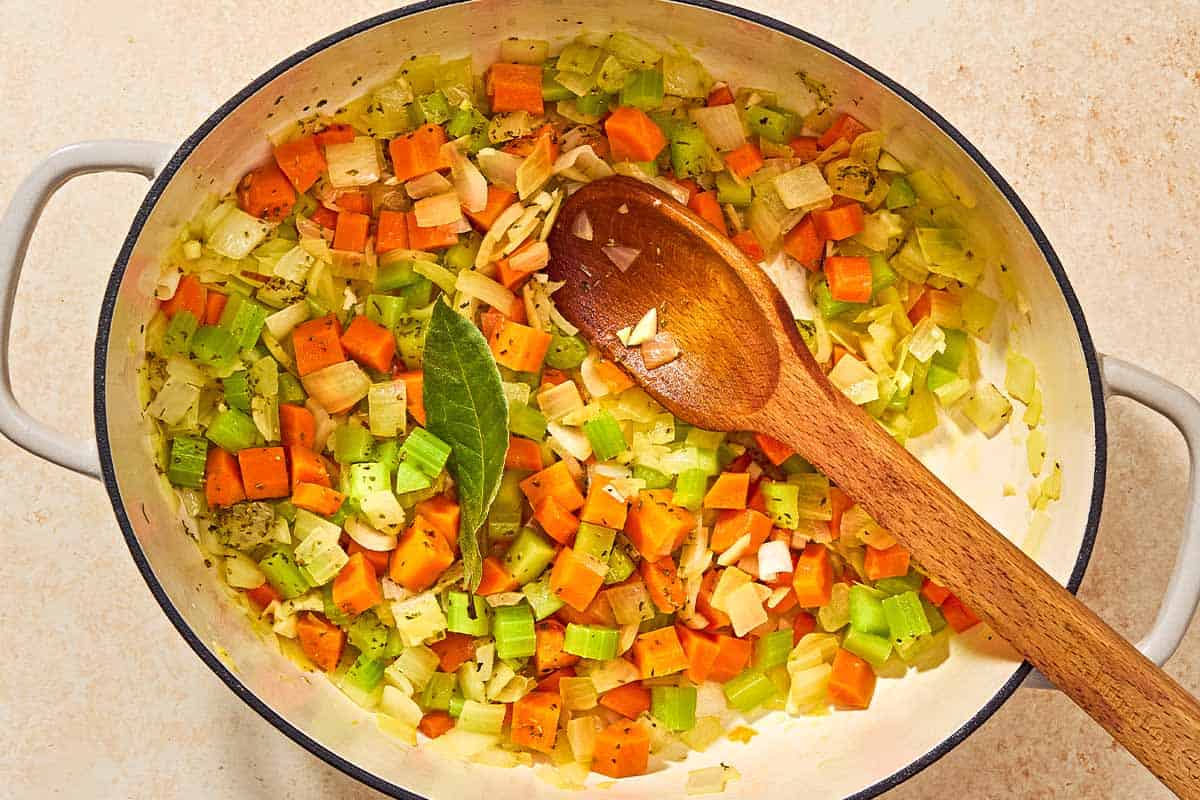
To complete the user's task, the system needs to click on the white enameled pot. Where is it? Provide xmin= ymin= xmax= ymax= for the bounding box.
xmin=2 ymin=2 xmax=1199 ymax=798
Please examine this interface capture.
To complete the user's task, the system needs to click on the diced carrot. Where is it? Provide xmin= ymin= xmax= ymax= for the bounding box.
xmin=390 ymin=515 xmax=455 ymax=591
xmin=160 ymin=274 xmax=207 ymax=321
xmin=730 ymin=229 xmax=764 ymax=261
xmin=487 ymin=62 xmax=544 ymax=114
xmin=501 ymin=124 xmax=559 ymax=159
xmin=332 ymin=211 xmax=370 ymax=253
xmin=292 ymin=482 xmax=344 ymax=517
xmin=673 ymin=177 xmax=699 ymax=203
xmin=783 ymin=215 xmax=824 ymax=271
xmin=346 ymin=539 xmax=391 ymax=574
xmin=599 ymin=681 xmax=651 ymax=719
xmin=237 ymin=162 xmax=296 ymax=221
xmin=592 ymin=360 xmax=635 ymax=394
xmin=296 ymin=612 xmax=345 ymax=672
xmin=464 ymin=184 xmax=518 ymax=231
xmin=703 ymin=472 xmax=750 ymax=510
xmin=395 ymin=370 xmax=426 ymax=425
xmin=511 ymin=691 xmax=561 ymax=753
xmin=631 ymin=626 xmax=689 ymax=679
xmin=604 ymin=106 xmax=667 ymax=162
xmin=580 ymin=477 xmax=628 ymax=529
xmin=725 ymin=141 xmax=764 ymax=178
xmin=540 ymin=368 xmax=569 ymax=390
xmin=706 ymin=84 xmax=735 ymax=106
xmin=788 ymin=136 xmax=821 ymax=161
xmin=687 ymin=190 xmax=728 ymax=235
xmin=812 ymin=203 xmax=864 ymax=241
xmin=238 ymin=447 xmax=290 ymax=500
xmin=288 ymin=445 xmax=331 ymax=488
xmin=475 ymin=555 xmax=520 ymax=596
xmin=624 ymin=489 xmax=695 ymax=560
xmin=863 ymin=543 xmax=910 ymax=581
xmin=203 ymin=290 xmax=228 ymax=326
xmin=279 ymin=404 xmax=316 ymax=449
xmin=747 ymin=480 xmax=768 ymax=513
xmin=479 ymin=308 xmax=506 ymax=342
xmin=340 ymin=315 xmax=395 ymax=373
xmin=710 ymin=508 xmax=772 ymax=553
xmin=489 ymin=319 xmax=553 ymax=372
xmin=708 ymin=634 xmax=752 ymax=682
xmin=314 ymin=124 xmax=356 ymax=146
xmin=273 ymin=135 xmax=326 ymax=193
xmin=505 ymin=436 xmax=544 ymax=472
xmin=753 ymin=432 xmax=796 ymax=466
xmin=675 ymin=625 xmax=720 ymax=683
xmin=921 ymin=577 xmax=952 ymax=607
xmin=941 ymin=594 xmax=981 ymax=633
xmin=549 ymin=547 xmax=605 ymax=612
xmin=495 ymin=240 xmax=550 ymax=291
xmin=829 ymin=486 xmax=851 ymax=540
xmin=828 ymin=647 xmax=876 ymax=709
xmin=418 ymin=711 xmax=455 ymax=739
xmin=641 ymin=556 xmax=686 ymax=614
xmin=310 ymin=205 xmax=339 ymax=230
xmin=534 ymin=497 xmax=581 ymax=546
xmin=292 ymin=315 xmax=346 ymax=377
xmin=521 ymin=461 xmax=585 ymax=513
xmin=413 ymin=495 xmax=460 ymax=552
xmin=430 ymin=632 xmax=476 ymax=672
xmin=696 ymin=569 xmax=732 ymax=629
xmin=332 ymin=552 xmax=383 ymax=616
xmin=907 ymin=288 xmax=932 ymax=325
xmin=593 ymin=720 xmax=650 ymax=778
xmin=205 ymin=447 xmax=245 ymax=508
xmin=792 ymin=542 xmax=833 ymax=607
xmin=375 ymin=209 xmax=410 ymax=253
xmin=534 ymin=619 xmax=580 ymax=675
xmin=389 ymin=123 xmax=450 ymax=182
xmin=335 ymin=190 xmax=371 ymax=215
xmin=555 ymin=591 xmax=617 ymax=628
xmin=792 ymin=610 xmax=818 ymax=644
xmin=825 ymin=256 xmax=873 ymax=303
xmin=246 ymin=581 xmax=280 ymax=609
xmin=536 ymin=666 xmax=575 ymax=693
xmin=817 ymin=113 xmax=869 ymax=150
xmin=406 ymin=211 xmax=460 ymax=252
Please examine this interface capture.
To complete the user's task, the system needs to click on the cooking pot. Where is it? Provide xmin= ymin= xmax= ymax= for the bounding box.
xmin=2 ymin=1 xmax=1199 ymax=797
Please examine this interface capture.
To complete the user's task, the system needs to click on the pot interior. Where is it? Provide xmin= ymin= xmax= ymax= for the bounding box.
xmin=99 ymin=1 xmax=1101 ymax=797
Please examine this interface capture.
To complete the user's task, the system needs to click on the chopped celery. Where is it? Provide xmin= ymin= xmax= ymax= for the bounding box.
xmin=604 ymin=545 xmax=637 ymax=585
xmin=166 ymin=436 xmax=207 ymax=488
xmin=348 ymin=612 xmax=390 ymax=660
xmin=922 ymin=598 xmax=948 ymax=634
xmin=347 ymin=462 xmax=389 ymax=508
xmin=545 ymin=334 xmax=588 ymax=370
xmin=964 ymin=383 xmax=1014 ymax=437
xmin=162 ymin=310 xmax=198 ymax=357
xmin=651 ymin=685 xmax=697 ymax=731
xmin=753 ymin=630 xmax=793 ymax=671
xmin=422 ymin=671 xmax=456 ymax=710
xmin=447 ymin=693 xmax=465 ymax=718
xmin=508 ymin=401 xmax=548 ymax=439
xmin=368 ymin=381 xmax=406 ymax=438
xmin=447 ymin=591 xmax=492 ymax=636
xmin=294 ymin=520 xmax=349 ymax=585
xmin=632 ymin=464 xmax=672 ymax=490
xmin=460 ymin=700 xmax=507 ymax=734
xmin=523 ymin=574 xmax=566 ymax=620
xmin=206 ymin=408 xmax=258 ymax=452
xmin=931 ymin=327 xmax=968 ymax=372
xmin=218 ymin=293 xmax=269 ymax=350
xmin=492 ymin=604 xmax=536 ymax=659
xmin=638 ymin=611 xmax=674 ymax=633
xmin=343 ymin=653 xmax=386 ymax=694
xmin=848 ymin=584 xmax=889 ymax=636
xmin=882 ymin=591 xmax=932 ymax=645
xmin=722 ymin=669 xmax=776 ymax=712
xmin=446 ymin=107 xmax=490 ymax=154
xmin=223 ymin=370 xmax=252 ymax=413
xmin=277 ymin=372 xmax=306 ymax=405
xmin=366 ymin=294 xmax=407 ymax=330
xmin=873 ymin=572 xmax=924 ymax=596
xmin=394 ymin=461 xmax=434 ymax=494
xmin=759 ymin=480 xmax=800 ymax=529
xmin=620 ymin=69 xmax=664 ymax=110
xmin=789 ymin=473 xmax=831 ymax=521
xmin=744 ymin=106 xmax=795 ymax=144
xmin=574 ymin=92 xmax=612 ymax=118
xmin=869 ymin=254 xmax=897 ymax=298
xmin=606 ymin=32 xmax=661 ymax=68
xmin=582 ymin=410 xmax=627 ymax=460
xmin=541 ymin=69 xmax=575 ymax=102
xmin=885 ymin=176 xmax=917 ymax=210
xmin=502 ymin=527 xmax=557 ymax=584
xmin=402 ymin=427 xmax=452 ymax=476
xmin=672 ymin=468 xmax=708 ymax=512
xmin=372 ymin=439 xmax=400 ymax=477
xmin=321 ymin=583 xmax=354 ymax=627
xmin=669 ymin=124 xmax=710 ymax=179
xmin=376 ymin=259 xmax=423 ymax=292
xmin=574 ymin=522 xmax=617 ymax=563
xmin=814 ymin=280 xmax=865 ymax=319
xmin=716 ymin=171 xmax=752 ymax=207
xmin=258 ymin=547 xmax=310 ymax=599
xmin=558 ymin=42 xmax=603 ymax=74
xmin=842 ymin=628 xmax=893 ymax=668
xmin=190 ymin=325 xmax=240 ymax=368
xmin=334 ymin=423 xmax=375 ymax=464
xmin=562 ymin=624 xmax=620 ymax=660
xmin=409 ymin=90 xmax=451 ymax=126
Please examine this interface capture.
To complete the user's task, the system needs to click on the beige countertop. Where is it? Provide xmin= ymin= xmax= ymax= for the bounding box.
xmin=1 ymin=1 xmax=1198 ymax=797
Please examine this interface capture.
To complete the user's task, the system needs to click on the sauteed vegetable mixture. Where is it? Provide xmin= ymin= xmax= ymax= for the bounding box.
xmin=144 ymin=30 xmax=1056 ymax=787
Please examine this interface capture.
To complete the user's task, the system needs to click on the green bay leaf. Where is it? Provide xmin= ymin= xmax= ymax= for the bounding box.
xmin=423 ymin=300 xmax=510 ymax=590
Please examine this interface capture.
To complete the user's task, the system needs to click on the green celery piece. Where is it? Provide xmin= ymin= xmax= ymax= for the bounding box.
xmin=544 ymin=334 xmax=588 ymax=370
xmin=843 ymin=627 xmax=893 ymax=667
xmin=932 ymin=327 xmax=968 ymax=372
xmin=669 ymin=123 xmax=710 ymax=179
xmin=781 ymin=454 xmax=813 ymax=475
xmin=347 ymin=462 xmax=389 ymax=507
xmin=541 ymin=68 xmax=575 ymax=102
xmin=277 ymin=373 xmax=306 ymax=405
xmin=190 ymin=325 xmax=239 ymax=368
xmin=366 ymin=294 xmax=407 ymax=330
xmin=562 ymin=623 xmax=620 ymax=660
xmin=744 ymin=106 xmax=795 ymax=143
xmin=395 ymin=315 xmax=428 ymax=369
xmin=753 ymin=630 xmax=793 ymax=671
xmin=874 ymin=572 xmax=924 ymax=595
xmin=321 ymin=583 xmax=354 ymax=628
xmin=523 ymin=574 xmax=566 ymax=620
xmin=633 ymin=160 xmax=659 ymax=177
xmin=557 ymin=42 xmax=603 ymax=74
xmin=347 ymin=612 xmax=390 ymax=660
xmin=926 ymin=363 xmax=960 ymax=393
xmin=574 ymin=522 xmax=617 ymax=563
xmin=492 ymin=604 xmax=537 ymax=660
xmin=373 ymin=439 xmax=400 ymax=476
xmin=446 ymin=591 xmax=491 ymax=636
xmin=162 ymin=310 xmax=198 ymax=357
xmin=672 ymin=469 xmax=708 ymax=511
xmin=258 ymin=548 xmax=309 ymax=599
xmin=488 ymin=471 xmax=526 ymax=540
xmin=575 ymin=93 xmax=612 ymax=117
xmin=651 ymin=685 xmax=697 ymax=731
xmin=274 ymin=499 xmax=297 ymax=523
xmin=814 ymin=280 xmax=865 ymax=319
xmin=401 ymin=427 xmax=452 ymax=476
xmin=435 ymin=56 xmax=474 ymax=97
xmin=582 ymin=410 xmax=627 ymax=461
xmin=595 ymin=55 xmax=630 ymax=94
xmin=394 ymin=461 xmax=434 ymax=494
xmin=882 ymin=591 xmax=932 ymax=645
xmin=604 ymin=545 xmax=637 ymax=585
xmin=422 ymin=672 xmax=456 ymax=711
xmin=723 ymin=669 xmax=776 ymax=712
xmin=715 ymin=171 xmax=752 ymax=208
xmin=342 ymin=653 xmax=386 ymax=693
xmin=409 ymin=90 xmax=451 ymax=126
xmin=166 ymin=436 xmax=207 ymax=488
xmin=376 ymin=259 xmax=422 ymax=292
xmin=223 ymin=370 xmax=252 ymax=413
xmin=869 ymin=254 xmax=898 ymax=298
xmin=922 ymin=597 xmax=948 ymax=634
xmin=334 ymin=423 xmax=376 ymax=464
xmin=502 ymin=527 xmax=557 ymax=585
xmin=632 ymin=464 xmax=672 ymax=490
xmin=849 ymin=584 xmax=890 ymax=636
xmin=206 ymin=408 xmax=258 ymax=452
xmin=447 ymin=692 xmax=466 ymax=718
xmin=886 ymin=176 xmax=917 ymax=210
xmin=620 ymin=69 xmax=664 ymax=110
xmin=508 ymin=401 xmax=547 ymax=439
xmin=446 ymin=107 xmax=490 ymax=153
xmin=759 ymin=480 xmax=800 ymax=529
xmin=638 ymin=611 xmax=675 ymax=633
xmin=443 ymin=237 xmax=481 ymax=271
xmin=218 ymin=293 xmax=268 ymax=351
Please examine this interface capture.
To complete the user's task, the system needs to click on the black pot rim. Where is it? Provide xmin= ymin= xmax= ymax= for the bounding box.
xmin=93 ymin=2 xmax=1107 ymax=798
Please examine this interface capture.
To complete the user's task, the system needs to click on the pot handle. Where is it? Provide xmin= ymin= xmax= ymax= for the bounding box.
xmin=0 ymin=140 xmax=175 ymax=480
xmin=1026 ymin=353 xmax=1200 ymax=689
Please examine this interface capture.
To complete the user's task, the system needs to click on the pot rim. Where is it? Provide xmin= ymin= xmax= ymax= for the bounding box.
xmin=92 ymin=1 xmax=1108 ymax=797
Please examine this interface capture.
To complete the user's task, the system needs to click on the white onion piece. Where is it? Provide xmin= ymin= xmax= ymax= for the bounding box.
xmin=305 ymin=399 xmax=336 ymax=453
xmin=442 ymin=141 xmax=488 ymax=213
xmin=756 ymin=540 xmax=793 ymax=581
xmin=602 ymin=245 xmax=640 ymax=272
xmin=553 ymin=145 xmax=616 ymax=183
xmin=612 ymin=161 xmax=690 ymax=204
xmin=345 ymin=516 xmax=399 ymax=552
xmin=154 ymin=267 xmax=181 ymax=300
xmin=641 ymin=332 xmax=681 ymax=369
xmin=414 ymin=191 xmax=463 ymax=228
xmin=571 ymin=210 xmax=594 ymax=241
xmin=507 ymin=240 xmax=549 ymax=273
xmin=579 ymin=354 xmax=609 ymax=398
xmin=547 ymin=421 xmax=593 ymax=461
xmin=475 ymin=202 xmax=526 ymax=268
xmin=405 ymin=171 xmax=453 ymax=199
xmin=455 ymin=270 xmax=523 ymax=318
xmin=477 ymin=147 xmax=524 ymax=190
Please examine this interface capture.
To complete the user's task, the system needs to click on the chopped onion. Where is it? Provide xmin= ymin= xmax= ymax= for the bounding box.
xmin=455 ymin=269 xmax=523 ymax=319
xmin=626 ymin=307 xmax=658 ymax=345
xmin=345 ymin=516 xmax=399 ymax=552
xmin=475 ymin=202 xmax=525 ymax=268
xmin=641 ymin=332 xmax=681 ymax=369
xmin=756 ymin=540 xmax=792 ymax=581
xmin=507 ymin=240 xmax=550 ymax=273
xmin=547 ymin=421 xmax=593 ymax=461
xmin=571 ymin=210 xmax=594 ymax=241
xmin=725 ymin=581 xmax=769 ymax=636
xmin=301 ymin=360 xmax=371 ymax=414
xmin=264 ymin=301 xmax=310 ymax=341
xmin=687 ymin=765 xmax=739 ymax=796
xmin=553 ymin=145 xmax=615 ymax=183
xmin=516 ymin=135 xmax=555 ymax=200
xmin=907 ymin=317 xmax=948 ymax=362
xmin=325 ymin=138 xmax=381 ymax=188
xmin=442 ymin=142 xmax=488 ymax=213
xmin=208 ymin=207 xmax=273 ymax=260
xmin=305 ymin=398 xmax=336 ymax=453
xmin=567 ymin=715 xmax=600 ymax=762
xmin=501 ymin=205 xmax=543 ymax=255
xmin=483 ymin=591 xmax=526 ymax=607
xmin=579 ymin=354 xmax=609 ymax=398
xmin=476 ymin=148 xmax=524 ymax=190
xmin=414 ymin=191 xmax=463 ymax=228
xmin=688 ymin=104 xmax=747 ymax=152
xmin=360 ymin=490 xmax=406 ymax=533
xmin=710 ymin=566 xmax=751 ymax=612
xmin=602 ymin=245 xmax=641 ymax=272
xmin=612 ymin=161 xmax=691 ymax=204
xmin=273 ymin=246 xmax=313 ymax=283
xmin=538 ymin=380 xmax=585 ymax=421
xmin=773 ymin=163 xmax=833 ymax=211
xmin=828 ymin=355 xmax=880 ymax=405
xmin=154 ymin=267 xmax=181 ymax=300
xmin=605 ymin=581 xmax=654 ymax=625
xmin=716 ymin=532 xmax=753 ymax=567
xmin=405 ymin=170 xmax=453 ymax=199
xmin=538 ymin=190 xmax=565 ymax=241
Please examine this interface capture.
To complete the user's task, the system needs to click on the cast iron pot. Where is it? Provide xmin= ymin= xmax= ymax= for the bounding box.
xmin=2 ymin=1 xmax=1199 ymax=797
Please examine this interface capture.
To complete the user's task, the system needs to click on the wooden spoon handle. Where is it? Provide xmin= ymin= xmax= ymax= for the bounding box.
xmin=761 ymin=363 xmax=1200 ymax=797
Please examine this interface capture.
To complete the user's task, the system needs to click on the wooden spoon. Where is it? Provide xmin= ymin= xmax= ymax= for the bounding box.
xmin=546 ymin=175 xmax=1200 ymax=797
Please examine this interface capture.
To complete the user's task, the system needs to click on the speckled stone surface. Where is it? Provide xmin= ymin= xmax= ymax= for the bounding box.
xmin=1 ymin=1 xmax=1197 ymax=797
